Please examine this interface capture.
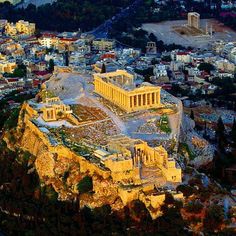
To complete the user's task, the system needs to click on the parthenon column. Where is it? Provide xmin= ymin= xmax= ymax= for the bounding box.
xmin=144 ymin=93 xmax=147 ymax=107
xmin=154 ymin=92 xmax=156 ymax=105
xmin=105 ymin=85 xmax=107 ymax=97
xmin=108 ymin=85 xmax=110 ymax=98
xmin=157 ymin=91 xmax=161 ymax=105
xmin=140 ymin=93 xmax=143 ymax=107
xmin=116 ymin=90 xmax=119 ymax=102
xmin=109 ymin=86 xmax=111 ymax=98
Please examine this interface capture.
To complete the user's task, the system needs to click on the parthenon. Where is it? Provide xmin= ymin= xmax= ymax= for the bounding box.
xmin=94 ymin=70 xmax=162 ymax=112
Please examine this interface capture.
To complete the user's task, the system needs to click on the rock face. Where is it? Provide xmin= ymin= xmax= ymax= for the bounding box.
xmin=180 ymin=115 xmax=215 ymax=168
xmin=80 ymin=175 xmax=123 ymax=211
xmin=35 ymin=152 xmax=56 ymax=178
xmin=4 ymin=103 xmax=181 ymax=218
xmin=4 ymin=103 xmax=124 ymax=210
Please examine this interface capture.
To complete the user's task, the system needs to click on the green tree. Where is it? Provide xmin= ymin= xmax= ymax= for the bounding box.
xmin=190 ymin=109 xmax=194 ymax=120
xmin=48 ymin=59 xmax=54 ymax=73
xmin=4 ymin=108 xmax=20 ymax=129
xmin=231 ymin=118 xmax=236 ymax=144
xmin=149 ymin=33 xmax=158 ymax=43
xmin=176 ymin=184 xmax=196 ymax=197
xmin=5 ymin=64 xmax=27 ymax=78
xmin=185 ymin=200 xmax=203 ymax=213
xmin=41 ymin=184 xmax=58 ymax=202
xmin=198 ymin=63 xmax=215 ymax=74
xmin=216 ymin=116 xmax=225 ymax=149
xmin=216 ymin=116 xmax=225 ymax=136
xmin=162 ymin=55 xmax=171 ymax=62
xmin=204 ymin=204 xmax=224 ymax=232
xmin=77 ymin=176 xmax=93 ymax=194
xmin=164 ymin=192 xmax=175 ymax=205
xmin=101 ymin=63 xmax=106 ymax=73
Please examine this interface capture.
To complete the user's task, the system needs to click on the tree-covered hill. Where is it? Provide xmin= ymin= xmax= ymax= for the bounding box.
xmin=0 ymin=0 xmax=133 ymax=31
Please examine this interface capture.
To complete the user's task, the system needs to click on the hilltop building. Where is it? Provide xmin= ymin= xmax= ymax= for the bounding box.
xmin=188 ymin=12 xmax=200 ymax=29
xmin=5 ymin=20 xmax=35 ymax=36
xmin=42 ymin=96 xmax=72 ymax=122
xmin=38 ymin=33 xmax=59 ymax=48
xmin=153 ymin=64 xmax=169 ymax=82
xmin=92 ymin=39 xmax=115 ymax=51
xmin=0 ymin=61 xmax=17 ymax=73
xmin=94 ymin=70 xmax=162 ymax=112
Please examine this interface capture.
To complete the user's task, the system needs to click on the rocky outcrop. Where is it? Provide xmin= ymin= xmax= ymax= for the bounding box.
xmin=35 ymin=152 xmax=55 ymax=178
xmin=3 ymin=103 xmax=181 ymax=218
xmin=3 ymin=103 xmax=124 ymax=210
xmin=180 ymin=115 xmax=215 ymax=168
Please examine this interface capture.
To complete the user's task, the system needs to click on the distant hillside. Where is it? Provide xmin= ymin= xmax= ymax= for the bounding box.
xmin=0 ymin=0 xmax=21 ymax=5
xmin=0 ymin=0 xmax=133 ymax=31
xmin=16 ymin=0 xmax=56 ymax=9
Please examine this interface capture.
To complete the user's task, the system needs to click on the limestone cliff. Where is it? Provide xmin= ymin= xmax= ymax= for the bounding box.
xmin=4 ymin=103 xmax=124 ymax=211
xmin=180 ymin=115 xmax=215 ymax=168
xmin=3 ymin=103 xmax=180 ymax=218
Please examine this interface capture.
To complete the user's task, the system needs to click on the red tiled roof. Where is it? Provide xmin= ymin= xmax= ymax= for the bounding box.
xmin=176 ymin=52 xmax=189 ymax=56
xmin=7 ymin=78 xmax=19 ymax=82
xmin=100 ymin=53 xmax=116 ymax=59
xmin=60 ymin=38 xmax=77 ymax=42
xmin=42 ymin=33 xmax=57 ymax=38
xmin=161 ymin=84 xmax=172 ymax=90
xmin=33 ymin=71 xmax=50 ymax=76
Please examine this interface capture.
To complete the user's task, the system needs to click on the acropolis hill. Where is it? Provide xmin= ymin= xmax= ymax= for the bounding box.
xmin=6 ymin=69 xmax=184 ymax=218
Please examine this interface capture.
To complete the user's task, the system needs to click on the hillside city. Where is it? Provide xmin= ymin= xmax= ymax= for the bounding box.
xmin=0 ymin=0 xmax=235 ymax=235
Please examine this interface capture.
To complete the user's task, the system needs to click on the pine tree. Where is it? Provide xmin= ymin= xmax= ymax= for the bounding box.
xmin=204 ymin=120 xmax=207 ymax=138
xmin=216 ymin=116 xmax=225 ymax=149
xmin=101 ymin=63 xmax=106 ymax=73
xmin=231 ymin=118 xmax=236 ymax=144
xmin=190 ymin=109 xmax=194 ymax=120
xmin=48 ymin=59 xmax=54 ymax=72
xmin=216 ymin=116 xmax=225 ymax=135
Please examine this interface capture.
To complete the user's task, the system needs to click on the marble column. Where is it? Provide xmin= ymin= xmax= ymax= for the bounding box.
xmin=154 ymin=93 xmax=156 ymax=105
xmin=157 ymin=91 xmax=161 ymax=105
